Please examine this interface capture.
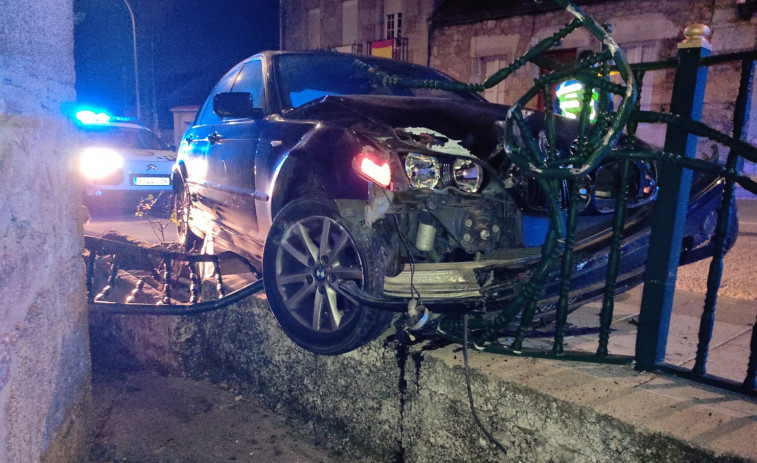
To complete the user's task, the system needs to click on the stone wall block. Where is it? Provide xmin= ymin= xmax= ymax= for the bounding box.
xmin=711 ymin=24 xmax=757 ymax=52
xmin=1 ymin=0 xmax=91 ymax=461
xmin=89 ymin=295 xmax=753 ymax=462
xmin=0 ymin=115 xmax=91 ymax=463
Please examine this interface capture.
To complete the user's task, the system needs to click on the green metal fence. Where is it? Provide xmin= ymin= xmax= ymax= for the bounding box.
xmin=503 ymin=20 xmax=757 ymax=396
xmin=632 ymin=47 xmax=757 ymax=394
xmin=378 ymin=1 xmax=757 ymax=396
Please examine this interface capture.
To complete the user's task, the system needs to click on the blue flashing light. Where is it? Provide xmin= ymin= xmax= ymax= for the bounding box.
xmin=73 ymin=108 xmax=142 ymax=126
xmin=75 ymin=109 xmax=111 ymax=125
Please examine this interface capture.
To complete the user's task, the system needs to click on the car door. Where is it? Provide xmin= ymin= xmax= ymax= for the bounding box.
xmin=181 ymin=63 xmax=243 ymax=221
xmin=206 ymin=58 xmax=266 ymax=253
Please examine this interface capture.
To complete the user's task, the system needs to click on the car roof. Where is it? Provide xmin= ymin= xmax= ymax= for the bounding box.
xmin=78 ymin=121 xmax=151 ymax=131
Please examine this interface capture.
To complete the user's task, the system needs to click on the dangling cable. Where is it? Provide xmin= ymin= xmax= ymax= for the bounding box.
xmin=463 ymin=314 xmax=508 ymax=455
xmin=380 ymin=189 xmax=420 ymax=302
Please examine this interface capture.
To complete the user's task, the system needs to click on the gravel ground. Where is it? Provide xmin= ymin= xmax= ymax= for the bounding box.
xmin=88 ymin=370 xmax=345 ymax=463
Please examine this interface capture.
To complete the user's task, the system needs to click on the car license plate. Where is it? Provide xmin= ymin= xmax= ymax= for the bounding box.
xmin=133 ymin=176 xmax=170 ymax=186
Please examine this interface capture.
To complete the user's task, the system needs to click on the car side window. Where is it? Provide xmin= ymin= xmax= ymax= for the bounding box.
xmin=197 ymin=64 xmax=243 ymax=126
xmin=230 ymin=59 xmax=264 ymax=110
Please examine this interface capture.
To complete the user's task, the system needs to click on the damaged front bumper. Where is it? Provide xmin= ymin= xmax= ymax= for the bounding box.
xmin=347 ymin=174 xmax=736 ymax=318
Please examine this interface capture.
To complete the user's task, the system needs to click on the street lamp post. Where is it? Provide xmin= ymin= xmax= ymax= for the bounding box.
xmin=123 ymin=0 xmax=141 ymax=121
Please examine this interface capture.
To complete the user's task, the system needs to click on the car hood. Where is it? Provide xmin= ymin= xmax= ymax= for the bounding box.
xmin=283 ymin=95 xmax=512 ymax=158
xmin=282 ymin=94 xmax=604 ymax=162
xmin=115 ymin=148 xmax=176 ymax=162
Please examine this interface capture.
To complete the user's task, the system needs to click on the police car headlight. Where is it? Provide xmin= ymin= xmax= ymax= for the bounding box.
xmin=453 ymin=158 xmax=483 ymax=193
xmin=405 ymin=152 xmax=440 ymax=189
xmin=80 ymin=147 xmax=124 ymax=180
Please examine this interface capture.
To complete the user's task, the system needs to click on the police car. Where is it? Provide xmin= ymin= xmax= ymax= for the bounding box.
xmin=75 ymin=110 xmax=176 ymax=212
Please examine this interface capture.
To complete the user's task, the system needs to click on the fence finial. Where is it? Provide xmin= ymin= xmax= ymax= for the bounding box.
xmin=680 ymin=24 xmax=712 ymax=50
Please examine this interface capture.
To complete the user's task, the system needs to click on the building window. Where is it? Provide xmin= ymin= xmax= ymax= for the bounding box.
xmin=386 ymin=12 xmax=402 ymax=39
xmin=482 ymin=57 xmax=507 ymax=104
xmin=342 ymin=0 xmax=358 ymax=46
xmin=623 ymin=42 xmax=660 ymax=111
xmin=308 ymin=8 xmax=321 ymax=50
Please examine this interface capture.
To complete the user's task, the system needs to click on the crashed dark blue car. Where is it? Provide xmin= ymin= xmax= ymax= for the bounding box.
xmin=173 ymin=51 xmax=735 ymax=355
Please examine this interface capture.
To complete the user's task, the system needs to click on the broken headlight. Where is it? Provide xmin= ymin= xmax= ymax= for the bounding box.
xmin=403 ymin=152 xmax=485 ymax=193
xmin=453 ymin=158 xmax=483 ymax=193
xmin=405 ymin=152 xmax=440 ymax=189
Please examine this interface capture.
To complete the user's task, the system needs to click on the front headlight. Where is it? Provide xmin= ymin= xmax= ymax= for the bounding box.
xmin=79 ymin=147 xmax=124 ymax=180
xmin=453 ymin=158 xmax=483 ymax=193
xmin=405 ymin=152 xmax=440 ymax=189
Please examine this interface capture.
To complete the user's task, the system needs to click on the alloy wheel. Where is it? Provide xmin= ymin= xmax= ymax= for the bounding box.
xmin=274 ymin=216 xmax=364 ymax=333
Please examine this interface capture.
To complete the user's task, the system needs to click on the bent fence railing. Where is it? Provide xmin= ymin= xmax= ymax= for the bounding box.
xmin=84 ymin=235 xmax=264 ymax=316
xmin=386 ymin=3 xmax=757 ymax=396
xmin=498 ymin=35 xmax=757 ymax=397
xmin=479 ymin=29 xmax=757 ymax=396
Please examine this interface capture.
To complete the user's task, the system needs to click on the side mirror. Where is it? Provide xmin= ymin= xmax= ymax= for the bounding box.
xmin=213 ymin=92 xmax=265 ymax=119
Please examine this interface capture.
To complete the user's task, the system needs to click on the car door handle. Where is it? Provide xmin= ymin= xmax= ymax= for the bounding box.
xmin=184 ymin=135 xmax=195 ymax=144
xmin=208 ymin=132 xmax=223 ymax=145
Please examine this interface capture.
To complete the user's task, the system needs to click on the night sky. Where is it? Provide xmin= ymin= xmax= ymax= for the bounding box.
xmin=73 ymin=0 xmax=279 ymax=129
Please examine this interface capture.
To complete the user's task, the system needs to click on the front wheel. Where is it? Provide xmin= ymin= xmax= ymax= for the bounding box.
xmin=174 ymin=181 xmax=200 ymax=252
xmin=262 ymin=199 xmax=393 ymax=355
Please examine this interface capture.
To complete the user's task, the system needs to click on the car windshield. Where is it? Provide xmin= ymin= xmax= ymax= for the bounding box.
xmin=80 ymin=125 xmax=168 ymax=150
xmin=274 ymin=53 xmax=479 ymax=109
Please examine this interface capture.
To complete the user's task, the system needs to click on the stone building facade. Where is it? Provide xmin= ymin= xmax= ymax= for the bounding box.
xmin=430 ymin=0 xmax=757 ymax=167
xmin=281 ymin=0 xmax=437 ymax=66
xmin=0 ymin=0 xmax=91 ymax=461
xmin=280 ymin=0 xmax=757 ymax=173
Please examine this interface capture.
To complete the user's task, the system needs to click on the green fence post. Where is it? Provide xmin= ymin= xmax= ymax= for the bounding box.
xmin=694 ymin=58 xmax=754 ymax=377
xmin=635 ymin=25 xmax=711 ymax=370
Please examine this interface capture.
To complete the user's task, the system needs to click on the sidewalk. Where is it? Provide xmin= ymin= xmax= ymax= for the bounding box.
xmin=533 ymin=196 xmax=757 ymax=385
xmin=538 ymin=285 xmax=757 ymax=385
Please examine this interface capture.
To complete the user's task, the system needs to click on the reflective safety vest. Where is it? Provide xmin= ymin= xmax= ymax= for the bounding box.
xmin=555 ymin=79 xmax=599 ymax=122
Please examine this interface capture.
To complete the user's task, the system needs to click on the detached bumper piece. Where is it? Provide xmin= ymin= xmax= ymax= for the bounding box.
xmin=339 ymin=261 xmax=539 ymax=315
xmin=337 ymin=258 xmax=529 ymax=314
xmin=84 ymin=235 xmax=263 ymax=316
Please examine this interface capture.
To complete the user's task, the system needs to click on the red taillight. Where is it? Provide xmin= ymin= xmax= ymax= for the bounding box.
xmin=354 ymin=149 xmax=391 ymax=187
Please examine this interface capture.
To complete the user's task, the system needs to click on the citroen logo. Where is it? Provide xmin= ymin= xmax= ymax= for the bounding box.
xmin=146 ymin=164 xmax=157 ymax=171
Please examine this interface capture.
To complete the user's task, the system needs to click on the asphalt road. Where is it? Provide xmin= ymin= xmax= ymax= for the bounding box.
xmin=85 ymin=209 xmax=177 ymax=244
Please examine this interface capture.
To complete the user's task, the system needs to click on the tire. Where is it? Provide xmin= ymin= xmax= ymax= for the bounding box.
xmin=174 ymin=182 xmax=200 ymax=252
xmin=262 ymin=199 xmax=393 ymax=355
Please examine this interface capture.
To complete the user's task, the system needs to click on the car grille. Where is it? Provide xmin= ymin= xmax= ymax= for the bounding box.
xmin=95 ymin=169 xmax=125 ymax=186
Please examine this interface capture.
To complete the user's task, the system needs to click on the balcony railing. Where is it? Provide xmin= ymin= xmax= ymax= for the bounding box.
xmin=331 ymin=42 xmax=363 ymax=55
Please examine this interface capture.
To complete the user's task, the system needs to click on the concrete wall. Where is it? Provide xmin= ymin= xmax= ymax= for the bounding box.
xmin=0 ymin=1 xmax=91 ymax=461
xmin=90 ymin=296 xmax=755 ymax=462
